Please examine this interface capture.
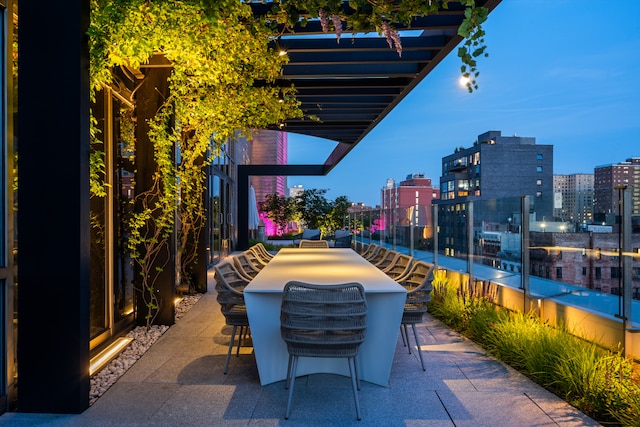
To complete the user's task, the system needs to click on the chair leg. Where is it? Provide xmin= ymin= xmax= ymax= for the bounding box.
xmin=411 ymin=323 xmax=426 ymax=371
xmin=285 ymin=355 xmax=298 ymax=419
xmin=399 ymin=324 xmax=407 ymax=347
xmin=285 ymin=354 xmax=293 ymax=390
xmin=348 ymin=356 xmax=362 ymax=421
xmin=403 ymin=324 xmax=412 ymax=354
xmin=354 ymin=355 xmax=361 ymax=390
xmin=224 ymin=325 xmax=238 ymax=374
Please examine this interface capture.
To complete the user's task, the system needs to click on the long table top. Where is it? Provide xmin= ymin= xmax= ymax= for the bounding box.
xmin=245 ymin=247 xmax=406 ymax=294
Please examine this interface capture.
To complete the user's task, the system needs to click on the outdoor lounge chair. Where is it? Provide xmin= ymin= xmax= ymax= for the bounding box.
xmin=213 ymin=261 xmax=251 ymax=374
xmin=330 ymin=229 xmax=352 ymax=248
xmin=396 ymin=261 xmax=434 ymax=371
xmin=292 ymin=229 xmax=321 ymax=246
xmin=280 ymin=281 xmax=367 ymax=420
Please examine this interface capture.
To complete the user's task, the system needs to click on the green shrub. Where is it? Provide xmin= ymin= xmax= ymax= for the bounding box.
xmin=428 ymin=273 xmax=640 ymax=426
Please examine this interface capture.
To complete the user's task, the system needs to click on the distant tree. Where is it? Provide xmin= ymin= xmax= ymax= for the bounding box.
xmin=258 ymin=193 xmax=293 ymax=236
xmin=325 ymin=195 xmax=351 ymax=233
xmin=291 ymin=189 xmax=331 ymax=231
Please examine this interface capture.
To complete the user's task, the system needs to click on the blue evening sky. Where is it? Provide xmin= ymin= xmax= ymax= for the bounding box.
xmin=285 ymin=1 xmax=640 ymax=207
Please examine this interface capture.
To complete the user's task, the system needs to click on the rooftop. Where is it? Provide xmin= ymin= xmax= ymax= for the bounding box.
xmin=0 ymin=268 xmax=599 ymax=426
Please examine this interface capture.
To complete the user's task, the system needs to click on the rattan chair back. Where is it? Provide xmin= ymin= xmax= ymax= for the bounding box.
xmin=382 ymin=254 xmax=413 ymax=279
xmin=367 ymin=246 xmax=389 ymax=264
xmin=252 ymin=242 xmax=274 ymax=261
xmin=214 ymin=261 xmax=250 ymax=292
xmin=281 ymin=281 xmax=367 ymax=357
xmin=233 ymin=252 xmax=261 ymax=280
xmin=245 ymin=246 xmax=269 ymax=267
xmin=280 ymin=281 xmax=367 ymax=420
xmin=359 ymin=243 xmax=378 ymax=259
xmin=298 ymin=239 xmax=329 ymax=248
xmin=373 ymin=250 xmax=400 ymax=270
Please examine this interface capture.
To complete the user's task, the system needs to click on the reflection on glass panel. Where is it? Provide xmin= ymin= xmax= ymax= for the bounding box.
xmin=114 ymin=105 xmax=135 ymax=322
xmin=89 ymin=91 xmax=108 ymax=340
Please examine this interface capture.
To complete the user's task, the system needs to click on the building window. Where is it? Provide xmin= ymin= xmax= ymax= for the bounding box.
xmin=611 ymin=267 xmax=622 ymax=279
xmin=537 ymin=154 xmax=543 ymax=160
xmin=536 ymin=179 xmax=542 ymax=185
xmin=536 ymin=166 xmax=543 ymax=172
xmin=556 ymin=267 xmax=562 ymax=279
xmin=582 ymin=266 xmax=587 ymax=276
xmin=595 ymin=267 xmax=601 ymax=280
xmin=536 ymin=191 xmax=542 ymax=197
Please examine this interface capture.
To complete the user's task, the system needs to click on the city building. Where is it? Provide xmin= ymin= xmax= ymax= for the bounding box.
xmin=553 ymin=173 xmax=594 ymax=226
xmin=247 ymin=131 xmax=288 ymax=204
xmin=381 ymin=174 xmax=440 ymax=246
xmin=289 ymin=184 xmax=304 ymax=198
xmin=594 ymin=157 xmax=640 ymax=223
xmin=528 ymin=231 xmax=640 ymax=296
xmin=437 ymin=130 xmax=553 ymax=258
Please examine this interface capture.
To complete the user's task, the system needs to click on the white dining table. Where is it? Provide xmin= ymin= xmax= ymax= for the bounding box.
xmin=244 ymin=247 xmax=406 ymax=387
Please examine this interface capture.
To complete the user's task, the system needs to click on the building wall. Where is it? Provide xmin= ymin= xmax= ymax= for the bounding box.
xmin=528 ymin=231 xmax=640 ymax=295
xmin=381 ymin=174 xmax=439 ymax=228
xmin=553 ymin=173 xmax=594 ymax=224
xmin=594 ymin=157 xmax=640 ymax=220
xmin=438 ymin=130 xmax=553 ymax=257
xmin=247 ymin=130 xmax=288 ymax=203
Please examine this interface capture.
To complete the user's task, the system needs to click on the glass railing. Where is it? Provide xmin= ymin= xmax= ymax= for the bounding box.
xmin=348 ymin=190 xmax=640 ymax=327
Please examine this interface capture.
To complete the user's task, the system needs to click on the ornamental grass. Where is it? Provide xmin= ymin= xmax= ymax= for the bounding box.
xmin=428 ymin=272 xmax=640 ymax=427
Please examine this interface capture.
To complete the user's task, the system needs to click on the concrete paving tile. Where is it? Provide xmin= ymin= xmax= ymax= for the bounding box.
xmin=78 ymin=382 xmax=181 ymax=424
xmin=149 ymin=384 xmax=261 ymax=425
xmin=436 ymin=389 xmax=584 ymax=427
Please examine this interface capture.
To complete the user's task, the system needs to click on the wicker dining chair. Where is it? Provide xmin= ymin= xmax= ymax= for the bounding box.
xmin=396 ymin=261 xmax=434 ymax=371
xmin=382 ymin=254 xmax=413 ymax=280
xmin=366 ymin=246 xmax=389 ymax=264
xmin=298 ymin=239 xmax=330 ymax=248
xmin=373 ymin=250 xmax=400 ymax=270
xmin=245 ymin=245 xmax=269 ymax=267
xmin=233 ymin=252 xmax=262 ymax=280
xmin=280 ymin=281 xmax=367 ymax=420
xmin=252 ymin=242 xmax=274 ymax=262
xmin=213 ymin=262 xmax=251 ymax=374
xmin=359 ymin=243 xmax=378 ymax=259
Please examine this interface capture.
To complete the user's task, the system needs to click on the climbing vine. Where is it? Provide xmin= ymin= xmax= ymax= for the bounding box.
xmin=87 ymin=0 xmax=489 ymax=325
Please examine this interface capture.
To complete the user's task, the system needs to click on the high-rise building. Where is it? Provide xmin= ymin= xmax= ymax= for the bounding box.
xmin=246 ymin=130 xmax=288 ymax=203
xmin=593 ymin=158 xmax=640 ymax=222
xmin=553 ymin=174 xmax=593 ymax=225
xmin=437 ymin=130 xmax=553 ymax=257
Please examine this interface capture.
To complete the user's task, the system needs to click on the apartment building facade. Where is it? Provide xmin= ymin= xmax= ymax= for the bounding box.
xmin=594 ymin=158 xmax=640 ymax=222
xmin=553 ymin=173 xmax=594 ymax=226
xmin=437 ymin=130 xmax=553 ymax=257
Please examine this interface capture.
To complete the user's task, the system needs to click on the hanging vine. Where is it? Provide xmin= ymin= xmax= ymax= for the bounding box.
xmin=87 ymin=0 xmax=489 ymax=325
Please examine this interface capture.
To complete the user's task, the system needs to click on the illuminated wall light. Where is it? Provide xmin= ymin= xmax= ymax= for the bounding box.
xmin=89 ymin=337 xmax=134 ymax=376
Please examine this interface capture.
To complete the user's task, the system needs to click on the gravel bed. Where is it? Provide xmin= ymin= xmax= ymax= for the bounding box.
xmin=89 ymin=294 xmax=203 ymax=405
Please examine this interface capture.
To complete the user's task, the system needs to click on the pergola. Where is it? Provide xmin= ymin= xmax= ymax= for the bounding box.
xmin=16 ymin=0 xmax=501 ymax=414
xmin=237 ymin=0 xmax=501 ymax=249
